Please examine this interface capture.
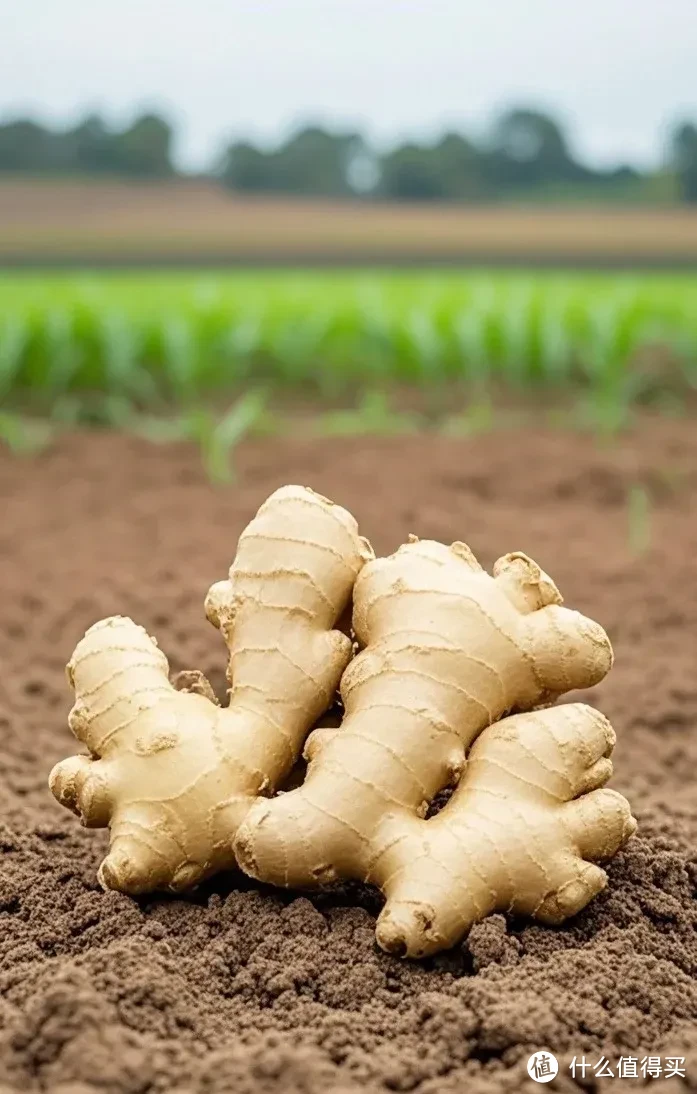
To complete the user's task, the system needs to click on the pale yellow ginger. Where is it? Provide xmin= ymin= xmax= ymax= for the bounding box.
xmin=235 ymin=537 xmax=636 ymax=956
xmin=49 ymin=485 xmax=373 ymax=895
xmin=373 ymin=703 xmax=636 ymax=957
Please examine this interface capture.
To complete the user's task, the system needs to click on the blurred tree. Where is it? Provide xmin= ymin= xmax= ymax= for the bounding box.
xmin=273 ymin=126 xmax=362 ymax=195
xmin=0 ymin=112 xmax=174 ymax=177
xmin=67 ymin=114 xmax=120 ymax=174
xmin=0 ymin=120 xmax=59 ymax=171
xmin=218 ymin=126 xmax=362 ymax=196
xmin=0 ymin=106 xmax=673 ymax=204
xmin=671 ymin=122 xmax=697 ymax=203
xmin=378 ymin=133 xmax=486 ymax=201
xmin=487 ymin=108 xmax=584 ymax=189
xmin=112 ymin=113 xmax=175 ymax=177
xmin=378 ymin=142 xmax=447 ymax=200
xmin=433 ymin=132 xmax=487 ymax=199
xmin=217 ymin=140 xmax=271 ymax=191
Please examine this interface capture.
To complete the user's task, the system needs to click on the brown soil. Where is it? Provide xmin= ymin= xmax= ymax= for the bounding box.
xmin=1 ymin=421 xmax=696 ymax=1094
xmin=1 ymin=178 xmax=697 ymax=263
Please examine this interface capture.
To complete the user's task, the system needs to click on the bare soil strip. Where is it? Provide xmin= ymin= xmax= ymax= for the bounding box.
xmin=2 ymin=180 xmax=697 ymax=264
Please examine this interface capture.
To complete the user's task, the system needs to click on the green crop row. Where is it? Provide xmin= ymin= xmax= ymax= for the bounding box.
xmin=1 ymin=272 xmax=696 ymax=412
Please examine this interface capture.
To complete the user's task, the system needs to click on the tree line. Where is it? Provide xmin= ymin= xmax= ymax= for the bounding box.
xmin=1 ymin=108 xmax=696 ymax=204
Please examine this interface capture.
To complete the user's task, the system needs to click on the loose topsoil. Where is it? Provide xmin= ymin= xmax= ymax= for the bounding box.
xmin=1 ymin=421 xmax=696 ymax=1094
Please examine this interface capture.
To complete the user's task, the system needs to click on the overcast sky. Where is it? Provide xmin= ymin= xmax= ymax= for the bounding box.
xmin=1 ymin=0 xmax=696 ymax=170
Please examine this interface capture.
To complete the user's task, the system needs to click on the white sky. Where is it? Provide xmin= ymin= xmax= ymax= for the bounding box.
xmin=1 ymin=0 xmax=696 ymax=171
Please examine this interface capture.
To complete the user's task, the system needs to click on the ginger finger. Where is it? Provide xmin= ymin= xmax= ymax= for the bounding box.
xmin=492 ymin=552 xmax=562 ymax=613
xmin=522 ymin=605 xmax=614 ymax=700
xmin=373 ymin=704 xmax=636 ymax=957
xmin=528 ymin=859 xmax=608 ymax=925
xmin=49 ymin=485 xmax=373 ymax=895
xmin=562 ymin=787 xmax=637 ymax=862
xmin=50 ymin=752 xmax=114 ymax=828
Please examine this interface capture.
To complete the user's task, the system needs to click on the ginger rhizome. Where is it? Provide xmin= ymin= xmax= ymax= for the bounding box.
xmin=235 ymin=538 xmax=636 ymax=956
xmin=49 ymin=485 xmax=373 ymax=894
xmin=372 ymin=703 xmax=636 ymax=956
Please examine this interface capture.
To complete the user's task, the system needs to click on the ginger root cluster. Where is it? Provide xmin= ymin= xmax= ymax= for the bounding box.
xmin=50 ymin=485 xmax=636 ymax=958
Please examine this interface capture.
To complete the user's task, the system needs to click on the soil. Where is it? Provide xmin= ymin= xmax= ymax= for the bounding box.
xmin=1 ymin=419 xmax=696 ymax=1094
xmin=3 ymin=178 xmax=697 ymax=264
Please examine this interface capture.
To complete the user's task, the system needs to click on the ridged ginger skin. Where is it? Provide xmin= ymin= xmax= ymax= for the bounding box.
xmin=374 ymin=703 xmax=636 ymax=956
xmin=49 ymin=485 xmax=373 ymax=895
xmin=235 ymin=537 xmax=634 ymax=955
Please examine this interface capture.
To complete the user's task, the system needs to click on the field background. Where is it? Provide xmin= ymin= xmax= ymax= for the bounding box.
xmin=2 ymin=179 xmax=697 ymax=265
xmin=2 ymin=114 xmax=697 ymax=1094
